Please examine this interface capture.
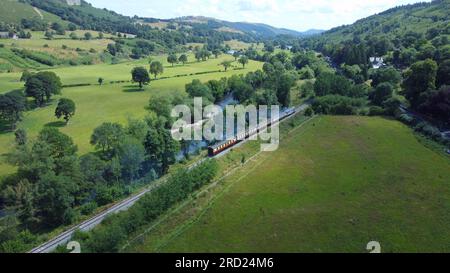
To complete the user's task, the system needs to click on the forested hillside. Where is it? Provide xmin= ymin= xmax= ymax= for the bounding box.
xmin=300 ymin=0 xmax=449 ymax=129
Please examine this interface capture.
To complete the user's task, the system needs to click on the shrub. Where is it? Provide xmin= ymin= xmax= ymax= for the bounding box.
xmin=304 ymin=107 xmax=314 ymax=116
xmin=312 ymin=95 xmax=364 ymax=115
xmin=398 ymin=113 xmax=414 ymax=125
xmin=11 ymin=48 xmax=59 ymax=66
xmin=63 ymin=208 xmax=80 ymax=225
xmin=368 ymin=106 xmax=385 ymax=116
xmin=359 ymin=108 xmax=369 ymax=116
xmin=80 ymin=202 xmax=98 ymax=216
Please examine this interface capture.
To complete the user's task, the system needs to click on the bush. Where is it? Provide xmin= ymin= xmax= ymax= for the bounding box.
xmin=398 ymin=113 xmax=415 ymax=125
xmin=80 ymin=202 xmax=98 ymax=215
xmin=304 ymin=107 xmax=314 ymax=116
xmin=415 ymin=122 xmax=442 ymax=140
xmin=358 ymin=108 xmax=369 ymax=116
xmin=368 ymin=106 xmax=385 ymax=116
xmin=0 ymin=230 xmax=37 ymax=253
xmin=63 ymin=208 xmax=80 ymax=225
xmin=11 ymin=48 xmax=59 ymax=66
xmin=312 ymin=95 xmax=364 ymax=115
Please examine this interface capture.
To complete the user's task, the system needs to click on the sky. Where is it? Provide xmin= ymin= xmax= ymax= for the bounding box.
xmin=86 ymin=0 xmax=429 ymax=32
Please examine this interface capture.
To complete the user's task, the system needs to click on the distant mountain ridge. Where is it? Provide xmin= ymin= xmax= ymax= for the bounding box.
xmin=0 ymin=0 xmax=323 ymax=39
xmin=169 ymin=16 xmax=324 ymax=38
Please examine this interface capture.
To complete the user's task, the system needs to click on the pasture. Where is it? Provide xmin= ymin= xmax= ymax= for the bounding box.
xmin=0 ymin=54 xmax=263 ymax=176
xmin=128 ymin=115 xmax=450 ymax=253
xmin=1 ymin=31 xmax=114 ymax=55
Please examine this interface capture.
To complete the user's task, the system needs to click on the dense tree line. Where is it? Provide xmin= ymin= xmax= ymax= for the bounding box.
xmin=0 ymin=91 xmax=183 ymax=252
xmin=68 ymin=159 xmax=218 ymax=253
xmin=183 ymin=52 xmax=304 ymax=107
xmin=298 ymin=0 xmax=449 ymax=129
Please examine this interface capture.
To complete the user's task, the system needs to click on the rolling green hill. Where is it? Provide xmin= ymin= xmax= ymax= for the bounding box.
xmin=302 ymin=0 xmax=449 ymax=54
xmin=171 ymin=16 xmax=317 ymax=38
xmin=0 ymin=0 xmax=67 ymax=25
xmin=7 ymin=0 xmax=308 ymax=39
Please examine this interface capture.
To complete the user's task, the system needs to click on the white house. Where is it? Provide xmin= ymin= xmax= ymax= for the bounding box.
xmin=370 ymin=57 xmax=385 ymax=69
xmin=66 ymin=0 xmax=81 ymax=5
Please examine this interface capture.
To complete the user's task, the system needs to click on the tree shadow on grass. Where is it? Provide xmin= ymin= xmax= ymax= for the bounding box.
xmin=122 ymin=85 xmax=145 ymax=92
xmin=45 ymin=121 xmax=66 ymax=128
xmin=0 ymin=122 xmax=13 ymax=135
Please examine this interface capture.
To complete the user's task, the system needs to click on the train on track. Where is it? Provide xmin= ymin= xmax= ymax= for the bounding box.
xmin=208 ymin=108 xmax=296 ymax=157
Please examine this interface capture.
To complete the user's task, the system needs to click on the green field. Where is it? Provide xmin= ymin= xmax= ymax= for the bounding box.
xmin=0 ymin=29 xmax=118 ymax=72
xmin=1 ymin=31 xmax=114 ymax=55
xmin=0 ymin=54 xmax=262 ymax=176
xmin=128 ymin=115 xmax=450 ymax=253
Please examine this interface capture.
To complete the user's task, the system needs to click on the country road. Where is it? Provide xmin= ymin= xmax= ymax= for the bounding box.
xmin=28 ymin=103 xmax=309 ymax=253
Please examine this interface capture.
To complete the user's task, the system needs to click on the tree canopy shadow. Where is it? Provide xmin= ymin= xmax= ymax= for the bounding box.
xmin=45 ymin=121 xmax=66 ymax=128
xmin=0 ymin=120 xmax=15 ymax=135
xmin=122 ymin=85 xmax=145 ymax=92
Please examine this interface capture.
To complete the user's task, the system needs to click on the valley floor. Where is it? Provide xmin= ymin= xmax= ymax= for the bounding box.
xmin=0 ymin=55 xmax=262 ymax=177
xmin=126 ymin=115 xmax=450 ymax=253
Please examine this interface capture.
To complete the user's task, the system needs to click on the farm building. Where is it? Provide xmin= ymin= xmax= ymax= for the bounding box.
xmin=0 ymin=32 xmax=17 ymax=39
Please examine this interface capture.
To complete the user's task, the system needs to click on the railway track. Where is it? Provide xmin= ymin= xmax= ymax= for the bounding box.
xmin=28 ymin=103 xmax=309 ymax=253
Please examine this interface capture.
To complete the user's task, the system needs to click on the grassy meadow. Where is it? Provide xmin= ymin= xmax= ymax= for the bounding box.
xmin=0 ymin=54 xmax=262 ymax=176
xmin=127 ymin=115 xmax=450 ymax=253
xmin=1 ymin=31 xmax=114 ymax=55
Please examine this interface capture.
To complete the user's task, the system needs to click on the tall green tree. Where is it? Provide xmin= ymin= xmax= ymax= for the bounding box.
xmin=90 ymin=122 xmax=125 ymax=154
xmin=370 ymin=67 xmax=402 ymax=87
xmin=221 ymin=60 xmax=232 ymax=72
xmin=402 ymin=59 xmax=438 ymax=108
xmin=55 ymin=98 xmax=76 ymax=124
xmin=149 ymin=61 xmax=164 ymax=79
xmin=144 ymin=118 xmax=179 ymax=174
xmin=24 ymin=72 xmax=62 ymax=106
xmin=370 ymin=82 xmax=394 ymax=106
xmin=277 ymin=72 xmax=296 ymax=107
xmin=131 ymin=67 xmax=150 ymax=89
xmin=437 ymin=59 xmax=450 ymax=87
xmin=238 ymin=56 xmax=249 ymax=68
xmin=167 ymin=54 xmax=178 ymax=67
xmin=178 ymin=54 xmax=188 ymax=65
xmin=185 ymin=79 xmax=214 ymax=102
xmin=84 ymin=32 xmax=92 ymax=40
xmin=148 ymin=96 xmax=173 ymax=123
xmin=117 ymin=137 xmax=145 ymax=182
xmin=14 ymin=128 xmax=27 ymax=146
xmin=35 ymin=173 xmax=77 ymax=226
xmin=212 ymin=49 xmax=221 ymax=58
xmin=0 ymin=90 xmax=26 ymax=129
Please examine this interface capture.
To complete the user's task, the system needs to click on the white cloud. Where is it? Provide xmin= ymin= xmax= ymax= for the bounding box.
xmin=88 ymin=0 xmax=431 ymax=31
